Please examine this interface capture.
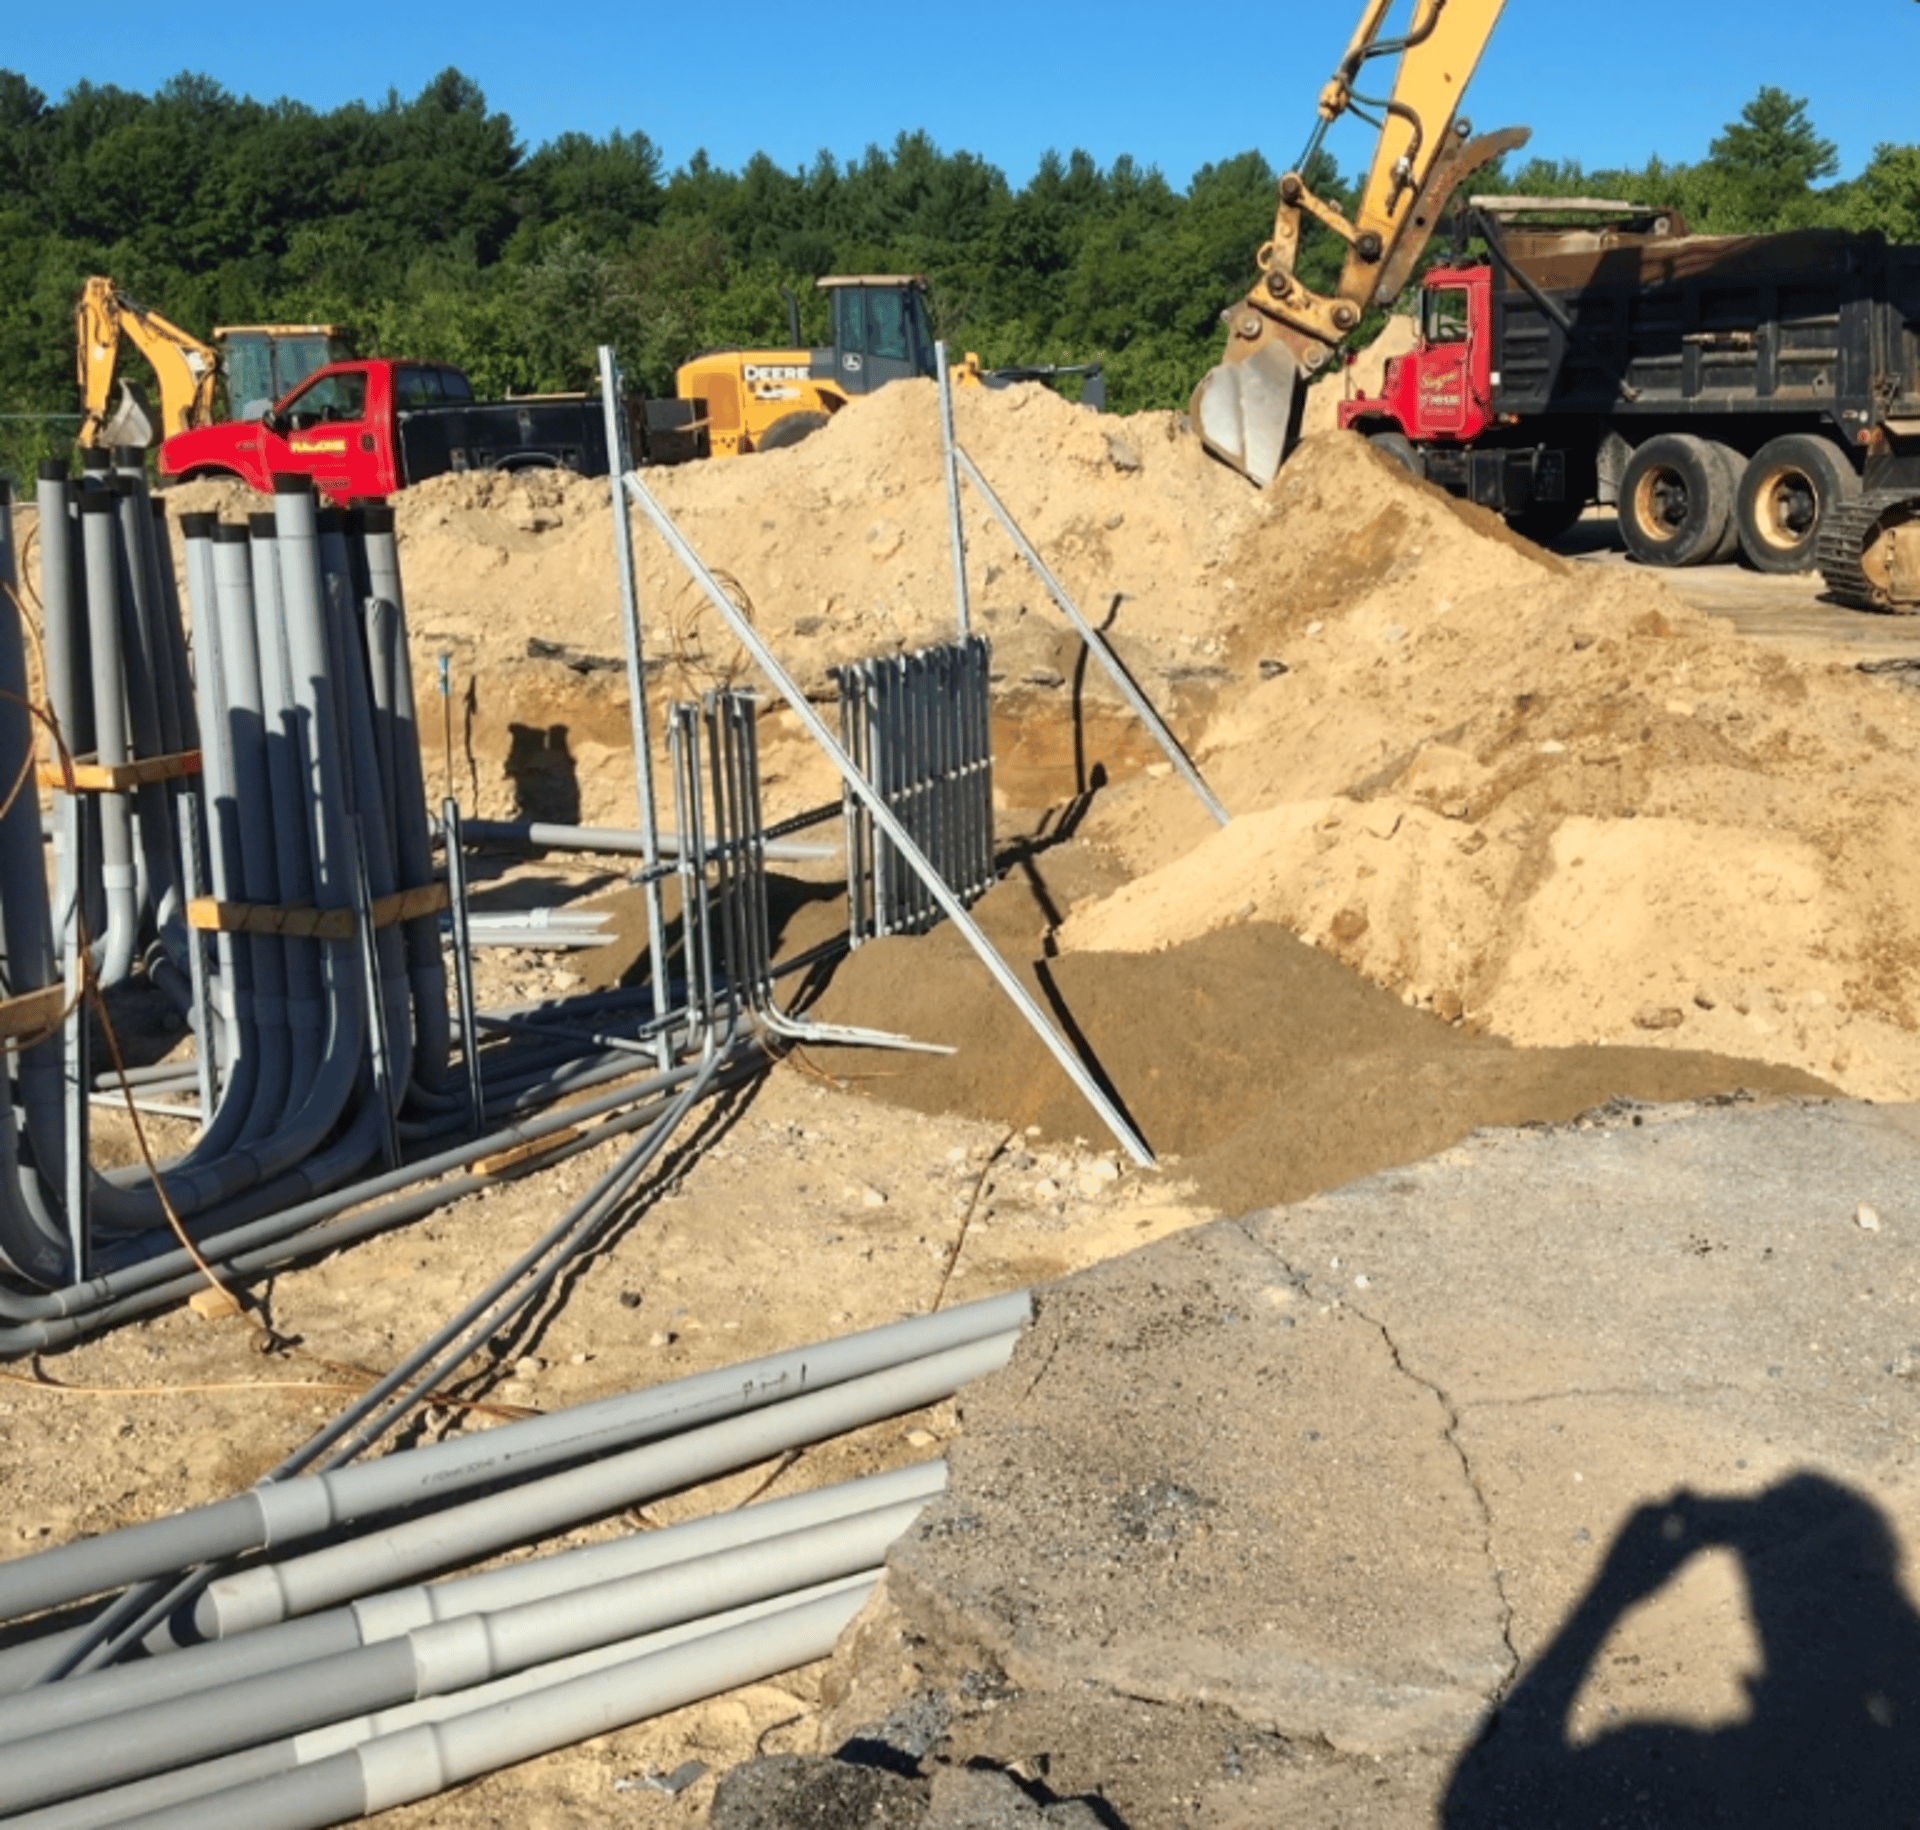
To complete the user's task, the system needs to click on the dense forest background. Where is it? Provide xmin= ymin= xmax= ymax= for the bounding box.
xmin=2 ymin=67 xmax=1917 ymax=479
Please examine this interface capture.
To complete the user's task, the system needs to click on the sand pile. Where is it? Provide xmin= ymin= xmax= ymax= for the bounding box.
xmin=289 ymin=383 xmax=1256 ymax=827
xmin=159 ymin=380 xmax=1920 ymax=1112
xmin=1061 ymin=432 xmax=1920 ymax=1102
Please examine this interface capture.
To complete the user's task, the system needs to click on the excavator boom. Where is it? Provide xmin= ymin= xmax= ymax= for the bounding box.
xmin=77 ymin=276 xmax=221 ymax=448
xmin=1191 ymin=0 xmax=1522 ymax=484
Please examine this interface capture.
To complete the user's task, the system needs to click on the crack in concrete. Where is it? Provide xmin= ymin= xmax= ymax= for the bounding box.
xmin=1353 ymin=1300 xmax=1521 ymax=1700
xmin=1234 ymin=1221 xmax=1520 ymax=1696
xmin=1011 ymin=1328 xmax=1063 ymax=1410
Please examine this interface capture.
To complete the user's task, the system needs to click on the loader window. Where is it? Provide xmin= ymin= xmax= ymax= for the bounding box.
xmin=866 ymin=290 xmax=910 ymax=363
xmin=833 ymin=287 xmax=865 ymax=357
xmin=1425 ymin=286 xmax=1470 ymax=345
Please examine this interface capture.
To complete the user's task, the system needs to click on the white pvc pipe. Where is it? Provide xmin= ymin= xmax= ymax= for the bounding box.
xmin=0 ymin=1501 xmax=920 ymax=1813
xmin=126 ymin=1578 xmax=871 ymax=1829
xmin=0 ymin=1462 xmax=941 ymax=1747
xmin=4 ymin=1574 xmax=876 ymax=1830
xmin=198 ymin=1331 xmax=1013 ymax=1638
xmin=0 ymin=1290 xmax=1026 ymax=1625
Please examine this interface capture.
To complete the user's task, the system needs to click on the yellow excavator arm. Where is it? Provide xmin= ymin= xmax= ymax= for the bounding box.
xmin=1192 ymin=0 xmax=1526 ymax=484
xmin=76 ymin=276 xmax=221 ymax=448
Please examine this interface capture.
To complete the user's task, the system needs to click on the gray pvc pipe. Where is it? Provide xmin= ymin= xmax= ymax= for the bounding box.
xmin=178 ymin=521 xmax=266 ymax=1162
xmin=109 ymin=482 xmax=187 ymax=970
xmin=0 ymin=1462 xmax=941 ymax=1747
xmin=0 ymin=480 xmax=77 ymax=1287
xmin=113 ymin=1582 xmax=870 ymax=1830
xmin=0 ymin=1041 xmax=761 ymax=1354
xmin=0 ymin=1497 xmax=922 ymax=1813
xmin=0 ymin=1289 xmax=1024 ymax=1622
xmin=76 ymin=492 xmax=137 ymax=990
xmin=2 ymin=1575 xmax=878 ymax=1830
xmin=247 ymin=509 xmax=325 ymax=1131
xmin=32 ymin=464 xmax=88 ymax=753
xmin=452 ymin=817 xmax=836 ymax=864
xmin=316 ymin=522 xmax=414 ymax=1114
xmin=361 ymin=530 xmax=450 ymax=1095
xmin=197 ymin=1331 xmax=1013 ymax=1640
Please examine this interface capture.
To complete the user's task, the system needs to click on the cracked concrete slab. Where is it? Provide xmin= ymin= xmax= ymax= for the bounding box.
xmin=1246 ymin=1098 xmax=1920 ymax=1678
xmin=790 ymin=1098 xmax=1920 ymax=1828
xmin=886 ymin=1218 xmax=1512 ymax=1755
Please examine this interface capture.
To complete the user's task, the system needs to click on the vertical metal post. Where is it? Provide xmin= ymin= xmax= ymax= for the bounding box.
xmin=670 ymin=704 xmax=717 ymax=1040
xmin=935 ymin=342 xmax=971 ymax=637
xmin=442 ymin=798 xmax=485 ymax=1137
xmin=350 ymin=816 xmax=401 ymax=1168
xmin=729 ymin=697 xmax=777 ymax=1012
xmin=836 ymin=665 xmax=871 ymax=947
xmin=968 ymin=635 xmax=994 ymax=899
xmin=596 ymin=346 xmax=670 ymax=1066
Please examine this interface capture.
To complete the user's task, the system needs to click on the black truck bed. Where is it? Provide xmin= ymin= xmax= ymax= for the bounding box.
xmin=1490 ymin=227 xmax=1920 ymax=434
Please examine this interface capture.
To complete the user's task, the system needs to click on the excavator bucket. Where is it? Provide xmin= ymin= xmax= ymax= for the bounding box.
xmin=1189 ymin=342 xmax=1306 ymax=487
xmin=99 ymin=379 xmax=156 ymax=451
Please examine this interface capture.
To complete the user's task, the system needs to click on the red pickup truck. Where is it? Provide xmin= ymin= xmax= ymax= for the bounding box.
xmin=158 ymin=357 xmax=699 ymax=501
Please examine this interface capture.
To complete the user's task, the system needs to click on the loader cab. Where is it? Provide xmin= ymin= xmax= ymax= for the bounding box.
xmin=217 ymin=324 xmax=351 ymax=420
xmin=817 ymin=277 xmax=938 ymax=396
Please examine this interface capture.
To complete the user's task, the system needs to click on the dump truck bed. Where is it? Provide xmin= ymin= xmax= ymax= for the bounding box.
xmin=1490 ymin=227 xmax=1920 ymax=434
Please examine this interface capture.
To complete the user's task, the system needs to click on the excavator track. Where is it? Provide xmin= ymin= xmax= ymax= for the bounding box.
xmin=1817 ymin=490 xmax=1920 ymax=613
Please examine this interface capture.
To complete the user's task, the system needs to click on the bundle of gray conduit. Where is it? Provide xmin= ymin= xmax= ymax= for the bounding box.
xmin=0 ymin=1290 xmax=1029 ymax=1828
xmin=2 ymin=468 xmax=763 ymax=1343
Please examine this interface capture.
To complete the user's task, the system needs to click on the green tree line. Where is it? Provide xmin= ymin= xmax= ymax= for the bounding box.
xmin=1 ymin=69 xmax=1916 ymax=481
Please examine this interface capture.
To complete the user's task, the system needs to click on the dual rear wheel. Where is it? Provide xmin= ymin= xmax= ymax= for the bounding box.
xmin=1618 ymin=431 xmax=1859 ymax=573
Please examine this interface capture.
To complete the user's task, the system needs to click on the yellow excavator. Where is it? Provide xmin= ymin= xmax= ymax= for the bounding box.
xmin=76 ymin=276 xmax=346 ymax=449
xmin=1191 ymin=0 xmax=1522 ymax=485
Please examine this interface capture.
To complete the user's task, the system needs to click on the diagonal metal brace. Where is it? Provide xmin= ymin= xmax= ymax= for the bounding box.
xmin=622 ymin=471 xmax=1154 ymax=1167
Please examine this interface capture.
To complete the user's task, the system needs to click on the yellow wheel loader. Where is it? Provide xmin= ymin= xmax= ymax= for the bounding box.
xmin=676 ymin=275 xmax=1101 ymax=458
xmin=1191 ymin=0 xmax=1523 ymax=485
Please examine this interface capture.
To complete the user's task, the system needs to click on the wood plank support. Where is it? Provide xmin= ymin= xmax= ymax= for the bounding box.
xmin=187 ymin=881 xmax=449 ymax=941
xmin=0 ymin=985 xmax=67 ymax=1042
xmin=39 ymin=750 xmax=203 ymax=793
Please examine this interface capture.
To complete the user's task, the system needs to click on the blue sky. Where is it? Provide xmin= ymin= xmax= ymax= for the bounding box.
xmin=5 ymin=1 xmax=1914 ymax=192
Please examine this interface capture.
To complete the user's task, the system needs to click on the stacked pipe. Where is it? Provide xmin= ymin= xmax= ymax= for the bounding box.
xmin=0 ymin=476 xmax=433 ymax=1290
xmin=1 ymin=476 xmax=781 ymax=1346
xmin=0 ymin=1294 xmax=1030 ymax=1827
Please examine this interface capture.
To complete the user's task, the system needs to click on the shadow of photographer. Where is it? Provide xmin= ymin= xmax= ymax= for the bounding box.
xmin=1445 ymin=1472 xmax=1920 ymax=1827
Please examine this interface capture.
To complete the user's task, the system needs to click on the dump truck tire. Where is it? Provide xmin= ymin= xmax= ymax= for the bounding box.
xmin=1366 ymin=429 xmax=1421 ymax=477
xmin=1618 ymin=433 xmax=1737 ymax=569
xmin=1736 ymin=433 xmax=1861 ymax=575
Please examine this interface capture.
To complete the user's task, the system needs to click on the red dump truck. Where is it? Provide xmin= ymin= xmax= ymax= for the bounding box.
xmin=158 ymin=357 xmax=704 ymax=501
xmin=1336 ymin=199 xmax=1920 ymax=590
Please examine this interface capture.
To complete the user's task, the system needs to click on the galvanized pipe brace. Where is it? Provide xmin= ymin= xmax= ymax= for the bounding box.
xmin=624 ymin=469 xmax=1153 ymax=1166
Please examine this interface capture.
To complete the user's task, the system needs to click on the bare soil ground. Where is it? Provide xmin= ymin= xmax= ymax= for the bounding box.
xmin=6 ymin=375 xmax=1920 ymax=1825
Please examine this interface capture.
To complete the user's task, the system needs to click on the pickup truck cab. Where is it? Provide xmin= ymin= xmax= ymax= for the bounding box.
xmin=159 ymin=358 xmax=617 ymax=501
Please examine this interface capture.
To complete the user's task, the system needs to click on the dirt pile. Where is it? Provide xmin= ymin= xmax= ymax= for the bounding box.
xmin=169 ymin=382 xmax=1258 ymax=829
xmin=1054 ymin=430 xmax=1920 ymax=1104
xmin=1299 ymin=311 xmax=1420 ymax=436
xmin=160 ymin=381 xmax=1920 ymax=1115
